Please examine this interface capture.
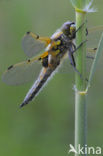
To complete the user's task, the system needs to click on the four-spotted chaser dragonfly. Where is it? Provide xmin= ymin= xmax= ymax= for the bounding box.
xmin=2 ymin=21 xmax=102 ymax=108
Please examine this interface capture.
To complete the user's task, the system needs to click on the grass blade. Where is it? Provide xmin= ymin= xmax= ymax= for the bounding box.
xmin=86 ymin=32 xmax=103 ymax=91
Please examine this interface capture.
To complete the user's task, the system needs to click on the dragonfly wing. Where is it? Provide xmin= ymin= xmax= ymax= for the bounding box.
xmin=22 ymin=32 xmax=51 ymax=57
xmin=87 ymin=26 xmax=103 ymax=48
xmin=57 ymin=53 xmax=71 ymax=74
xmin=88 ymin=26 xmax=103 ymax=34
xmin=2 ymin=56 xmax=42 ymax=85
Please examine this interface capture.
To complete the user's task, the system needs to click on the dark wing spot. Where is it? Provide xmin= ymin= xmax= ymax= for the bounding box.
xmin=38 ymin=57 xmax=41 ymax=60
xmin=26 ymin=31 xmax=31 ymax=35
xmin=8 ymin=65 xmax=13 ymax=70
xmin=27 ymin=59 xmax=31 ymax=63
xmin=36 ymin=34 xmax=39 ymax=39
xmin=94 ymin=48 xmax=97 ymax=50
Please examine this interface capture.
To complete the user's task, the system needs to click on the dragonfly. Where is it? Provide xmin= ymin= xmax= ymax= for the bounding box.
xmin=2 ymin=21 xmax=103 ymax=108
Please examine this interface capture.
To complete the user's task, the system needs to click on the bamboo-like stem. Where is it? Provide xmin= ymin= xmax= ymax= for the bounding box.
xmin=75 ymin=11 xmax=87 ymax=156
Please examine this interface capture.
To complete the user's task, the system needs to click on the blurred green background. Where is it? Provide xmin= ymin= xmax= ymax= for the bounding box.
xmin=0 ymin=0 xmax=103 ymax=156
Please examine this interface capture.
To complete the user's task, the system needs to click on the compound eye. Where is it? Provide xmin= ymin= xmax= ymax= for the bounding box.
xmin=70 ymin=23 xmax=76 ymax=34
xmin=70 ymin=26 xmax=76 ymax=32
xmin=62 ymin=21 xmax=75 ymax=36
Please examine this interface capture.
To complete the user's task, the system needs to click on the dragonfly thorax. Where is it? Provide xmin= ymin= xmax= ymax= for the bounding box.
xmin=51 ymin=32 xmax=75 ymax=55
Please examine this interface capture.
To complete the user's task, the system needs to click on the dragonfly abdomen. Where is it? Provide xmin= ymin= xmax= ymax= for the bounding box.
xmin=20 ymin=67 xmax=57 ymax=108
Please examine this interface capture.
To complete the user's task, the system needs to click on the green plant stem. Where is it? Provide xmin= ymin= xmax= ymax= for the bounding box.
xmin=75 ymin=11 xmax=87 ymax=156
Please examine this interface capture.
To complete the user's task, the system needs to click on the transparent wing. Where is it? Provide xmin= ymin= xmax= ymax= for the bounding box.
xmin=88 ymin=25 xmax=103 ymax=33
xmin=57 ymin=53 xmax=72 ymax=74
xmin=57 ymin=49 xmax=96 ymax=74
xmin=87 ymin=25 xmax=103 ymax=48
xmin=22 ymin=32 xmax=51 ymax=57
xmin=2 ymin=56 xmax=42 ymax=85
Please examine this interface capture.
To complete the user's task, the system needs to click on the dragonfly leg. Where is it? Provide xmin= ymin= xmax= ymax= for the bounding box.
xmin=75 ymin=23 xmax=84 ymax=34
xmin=68 ymin=45 xmax=88 ymax=81
xmin=72 ymin=40 xmax=87 ymax=54
xmin=68 ymin=50 xmax=76 ymax=67
xmin=68 ymin=46 xmax=83 ymax=78
xmin=86 ymin=28 xmax=88 ymax=36
xmin=72 ymin=20 xmax=88 ymax=38
xmin=68 ymin=51 xmax=83 ymax=79
xmin=74 ymin=20 xmax=87 ymax=34
xmin=77 ymin=39 xmax=87 ymax=50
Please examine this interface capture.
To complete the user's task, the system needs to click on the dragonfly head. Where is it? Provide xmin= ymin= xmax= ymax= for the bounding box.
xmin=61 ymin=21 xmax=76 ymax=39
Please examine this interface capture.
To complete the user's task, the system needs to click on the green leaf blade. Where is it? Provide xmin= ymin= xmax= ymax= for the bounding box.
xmin=86 ymin=32 xmax=103 ymax=91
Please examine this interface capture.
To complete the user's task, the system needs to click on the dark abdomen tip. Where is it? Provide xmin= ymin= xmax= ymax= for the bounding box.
xmin=19 ymin=101 xmax=28 ymax=108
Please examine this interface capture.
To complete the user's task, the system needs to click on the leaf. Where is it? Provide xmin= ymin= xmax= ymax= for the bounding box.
xmin=86 ymin=33 xmax=103 ymax=91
